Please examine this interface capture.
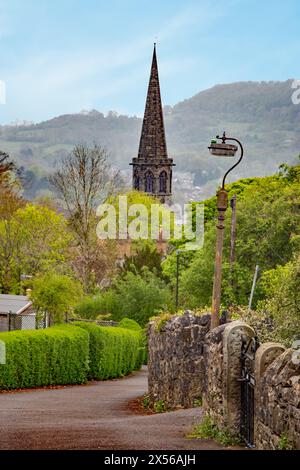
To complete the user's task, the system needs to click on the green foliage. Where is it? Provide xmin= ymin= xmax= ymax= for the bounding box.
xmin=107 ymin=190 xmax=174 ymax=236
xmin=233 ymin=257 xmax=300 ymax=347
xmin=178 ymin=165 xmax=300 ymax=311
xmin=112 ymin=269 xmax=173 ymax=326
xmin=118 ymin=318 xmax=147 ymax=365
xmin=74 ymin=295 xmax=108 ymax=320
xmin=31 ymin=273 xmax=83 ymax=324
xmin=73 ymin=322 xmax=144 ymax=380
xmin=119 ymin=240 xmax=165 ymax=279
xmin=0 ymin=320 xmax=145 ymax=390
xmin=118 ymin=317 xmax=141 ymax=331
xmin=193 ymin=396 xmax=203 ymax=407
xmin=0 ymin=203 xmax=72 ymax=293
xmin=142 ymin=394 xmax=151 ymax=409
xmin=153 ymin=399 xmax=166 ymax=413
xmin=85 ymin=269 xmax=173 ymax=327
xmin=0 ymin=325 xmax=89 ymax=390
xmin=258 ymin=256 xmax=300 ymax=345
xmin=278 ymin=432 xmax=294 ymax=450
xmin=152 ymin=312 xmax=173 ymax=332
xmin=231 ymin=307 xmax=277 ymax=345
xmin=188 ymin=415 xmax=241 ymax=447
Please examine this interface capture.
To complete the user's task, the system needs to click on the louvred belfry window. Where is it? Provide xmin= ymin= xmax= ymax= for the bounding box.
xmin=145 ymin=171 xmax=154 ymax=193
xmin=159 ymin=171 xmax=167 ymax=193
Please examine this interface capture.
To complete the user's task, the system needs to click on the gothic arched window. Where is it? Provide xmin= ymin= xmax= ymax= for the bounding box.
xmin=145 ymin=171 xmax=154 ymax=193
xmin=133 ymin=171 xmax=139 ymax=190
xmin=159 ymin=171 xmax=167 ymax=193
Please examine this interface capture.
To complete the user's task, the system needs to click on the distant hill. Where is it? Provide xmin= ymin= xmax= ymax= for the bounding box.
xmin=0 ymin=80 xmax=299 ymax=200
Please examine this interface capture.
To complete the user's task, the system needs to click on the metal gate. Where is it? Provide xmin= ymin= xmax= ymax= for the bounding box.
xmin=239 ymin=336 xmax=259 ymax=447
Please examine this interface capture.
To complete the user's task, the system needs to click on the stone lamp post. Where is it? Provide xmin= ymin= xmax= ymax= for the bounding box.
xmin=208 ymin=132 xmax=244 ymax=329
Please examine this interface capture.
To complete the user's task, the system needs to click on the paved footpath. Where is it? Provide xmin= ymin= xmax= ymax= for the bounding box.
xmin=0 ymin=367 xmax=237 ymax=450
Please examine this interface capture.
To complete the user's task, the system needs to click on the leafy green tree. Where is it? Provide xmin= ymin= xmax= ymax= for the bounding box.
xmin=0 ymin=203 xmax=71 ymax=293
xmin=176 ymin=164 xmax=300 ymax=310
xmin=119 ymin=240 xmax=164 ymax=279
xmin=258 ymin=256 xmax=300 ymax=345
xmin=74 ymin=293 xmax=115 ymax=320
xmin=31 ymin=273 xmax=83 ymax=324
xmin=110 ymin=269 xmax=173 ymax=326
xmin=76 ymin=269 xmax=173 ymax=326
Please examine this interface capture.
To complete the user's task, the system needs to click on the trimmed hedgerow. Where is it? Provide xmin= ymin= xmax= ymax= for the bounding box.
xmin=119 ymin=318 xmax=141 ymax=331
xmin=0 ymin=325 xmax=89 ymax=390
xmin=118 ymin=318 xmax=148 ymax=365
xmin=73 ymin=322 xmax=144 ymax=380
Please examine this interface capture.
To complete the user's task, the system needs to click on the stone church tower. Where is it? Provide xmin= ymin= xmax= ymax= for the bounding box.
xmin=130 ymin=44 xmax=174 ymax=203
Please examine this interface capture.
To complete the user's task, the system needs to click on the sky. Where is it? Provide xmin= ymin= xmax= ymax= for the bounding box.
xmin=0 ymin=0 xmax=300 ymax=124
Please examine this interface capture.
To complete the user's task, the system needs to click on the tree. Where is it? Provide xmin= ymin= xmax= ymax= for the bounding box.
xmin=0 ymin=204 xmax=71 ymax=293
xmin=175 ymin=164 xmax=300 ymax=310
xmin=110 ymin=269 xmax=173 ymax=326
xmin=49 ymin=144 xmax=120 ymax=290
xmin=119 ymin=240 xmax=164 ymax=279
xmin=258 ymin=256 xmax=300 ymax=345
xmin=75 ymin=269 xmax=173 ymax=326
xmin=31 ymin=273 xmax=83 ymax=325
xmin=0 ymin=151 xmax=23 ymax=220
xmin=0 ymin=151 xmax=15 ymax=179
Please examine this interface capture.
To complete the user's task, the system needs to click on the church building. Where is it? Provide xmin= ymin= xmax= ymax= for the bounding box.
xmin=130 ymin=44 xmax=174 ymax=203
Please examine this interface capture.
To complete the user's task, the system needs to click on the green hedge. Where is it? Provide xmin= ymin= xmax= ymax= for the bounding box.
xmin=0 ymin=325 xmax=89 ymax=390
xmin=73 ymin=322 xmax=144 ymax=380
xmin=118 ymin=318 xmax=141 ymax=331
xmin=118 ymin=318 xmax=148 ymax=365
xmin=0 ymin=322 xmax=145 ymax=390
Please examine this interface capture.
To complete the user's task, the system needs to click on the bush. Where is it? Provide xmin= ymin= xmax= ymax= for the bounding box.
xmin=110 ymin=269 xmax=173 ymax=326
xmin=118 ymin=318 xmax=148 ymax=365
xmin=74 ymin=295 xmax=108 ymax=319
xmin=0 ymin=325 xmax=89 ymax=390
xmin=73 ymin=322 xmax=144 ymax=380
xmin=119 ymin=318 xmax=141 ymax=331
xmin=188 ymin=415 xmax=241 ymax=447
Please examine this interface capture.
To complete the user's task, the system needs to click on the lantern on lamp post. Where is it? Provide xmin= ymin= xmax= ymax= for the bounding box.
xmin=208 ymin=132 xmax=244 ymax=329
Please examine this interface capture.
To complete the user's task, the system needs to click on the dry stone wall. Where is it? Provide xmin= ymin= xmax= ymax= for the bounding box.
xmin=255 ymin=347 xmax=300 ymax=449
xmin=147 ymin=313 xmax=300 ymax=449
xmin=147 ymin=311 xmax=210 ymax=408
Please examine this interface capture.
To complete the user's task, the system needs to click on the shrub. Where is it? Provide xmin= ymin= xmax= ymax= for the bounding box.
xmin=153 ymin=399 xmax=166 ymax=413
xmin=119 ymin=318 xmax=141 ymax=331
xmin=73 ymin=322 xmax=144 ymax=380
xmin=118 ymin=319 xmax=148 ymax=365
xmin=110 ymin=269 xmax=173 ymax=326
xmin=74 ymin=295 xmax=111 ymax=320
xmin=0 ymin=325 xmax=89 ymax=390
xmin=188 ymin=415 xmax=241 ymax=447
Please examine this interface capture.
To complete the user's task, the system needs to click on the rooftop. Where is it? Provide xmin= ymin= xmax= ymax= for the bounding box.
xmin=0 ymin=295 xmax=32 ymax=314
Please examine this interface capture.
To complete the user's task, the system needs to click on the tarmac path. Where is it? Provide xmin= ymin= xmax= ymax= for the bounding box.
xmin=0 ymin=367 xmax=237 ymax=450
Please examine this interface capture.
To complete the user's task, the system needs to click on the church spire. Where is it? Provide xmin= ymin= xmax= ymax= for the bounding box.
xmin=138 ymin=43 xmax=168 ymax=159
xmin=131 ymin=44 xmax=174 ymax=202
